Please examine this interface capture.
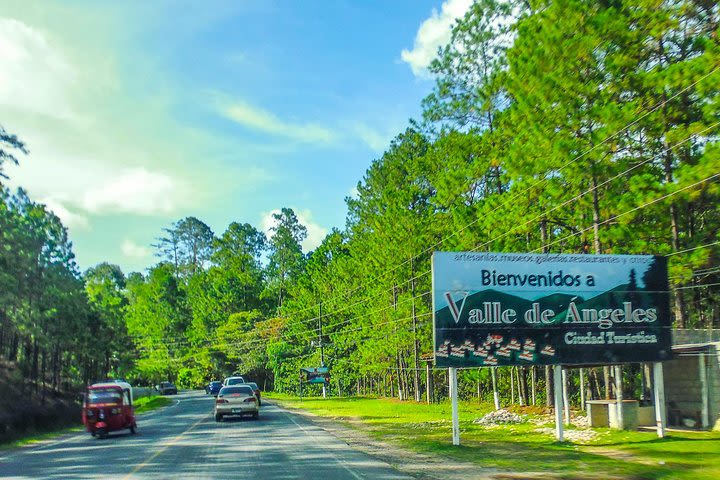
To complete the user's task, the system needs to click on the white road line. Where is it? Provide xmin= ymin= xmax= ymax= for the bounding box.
xmin=277 ymin=405 xmax=364 ymax=480
xmin=122 ymin=411 xmax=211 ymax=479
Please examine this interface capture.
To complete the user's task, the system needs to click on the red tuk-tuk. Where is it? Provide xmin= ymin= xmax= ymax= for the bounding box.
xmin=82 ymin=381 xmax=137 ymax=439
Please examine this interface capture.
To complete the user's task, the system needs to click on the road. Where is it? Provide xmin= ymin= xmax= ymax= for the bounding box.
xmin=0 ymin=391 xmax=411 ymax=479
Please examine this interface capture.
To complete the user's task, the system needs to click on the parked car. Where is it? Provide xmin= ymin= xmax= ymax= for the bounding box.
xmin=155 ymin=381 xmax=178 ymax=395
xmin=214 ymin=385 xmax=259 ymax=421
xmin=206 ymin=381 xmax=222 ymax=396
xmin=222 ymin=376 xmax=245 ymax=387
xmin=242 ymin=382 xmax=262 ymax=405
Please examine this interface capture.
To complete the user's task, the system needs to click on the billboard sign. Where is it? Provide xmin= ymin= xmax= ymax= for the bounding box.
xmin=301 ymin=367 xmax=330 ymax=384
xmin=432 ymin=252 xmax=671 ymax=367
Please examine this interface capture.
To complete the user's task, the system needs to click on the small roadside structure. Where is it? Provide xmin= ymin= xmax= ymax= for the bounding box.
xmin=663 ymin=341 xmax=720 ymax=430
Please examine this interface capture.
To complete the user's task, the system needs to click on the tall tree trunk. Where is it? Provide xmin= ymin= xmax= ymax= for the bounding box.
xmin=510 ymin=367 xmax=515 ymax=404
xmin=54 ymin=347 xmax=61 ymax=391
xmin=541 ymin=220 xmax=553 ymax=406
xmin=545 ymin=366 xmax=553 ymax=406
xmin=530 ymin=367 xmax=537 ymax=405
xmin=0 ymin=320 xmax=5 ymax=358
xmin=591 ymin=368 xmax=603 ymax=399
xmin=41 ymin=348 xmax=47 ymax=404
xmin=604 ymin=367 xmax=612 ymax=399
xmin=519 ymin=367 xmax=528 ymax=406
xmin=31 ymin=337 xmax=39 ymax=395
xmin=9 ymin=332 xmax=19 ymax=362
xmin=661 ymin=100 xmax=688 ymax=327
xmin=396 ymin=355 xmax=404 ymax=400
xmin=591 ymin=171 xmax=603 ymax=255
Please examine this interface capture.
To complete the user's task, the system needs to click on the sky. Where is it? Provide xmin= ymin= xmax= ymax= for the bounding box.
xmin=0 ymin=0 xmax=473 ymax=273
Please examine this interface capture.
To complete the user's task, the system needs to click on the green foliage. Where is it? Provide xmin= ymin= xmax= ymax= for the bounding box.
xmin=4 ymin=0 xmax=719 ymax=408
xmin=133 ymin=395 xmax=173 ymax=413
xmin=0 ymin=124 xmax=27 ymax=180
xmin=265 ymin=208 xmax=308 ymax=309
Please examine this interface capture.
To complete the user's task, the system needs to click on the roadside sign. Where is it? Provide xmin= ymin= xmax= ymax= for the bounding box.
xmin=432 ymin=252 xmax=671 ymax=367
xmin=301 ymin=367 xmax=330 ymax=384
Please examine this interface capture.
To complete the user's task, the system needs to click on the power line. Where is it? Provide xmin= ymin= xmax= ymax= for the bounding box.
xmin=676 ymin=282 xmax=720 ymax=290
xmin=469 ymin=121 xmax=720 ymax=254
xmin=133 ymin=291 xmax=435 ymax=353
xmin=134 ymin=163 xmax=718 ymax=352
xmin=128 ymin=68 xmax=720 ymax=371
xmin=667 ymin=241 xmax=720 ymax=257
xmin=531 ymin=172 xmax=720 ymax=253
xmin=277 ymin=65 xmax=720 ymax=323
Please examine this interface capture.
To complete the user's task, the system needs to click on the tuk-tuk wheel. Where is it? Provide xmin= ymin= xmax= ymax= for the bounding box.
xmin=215 ymin=414 xmax=223 ymax=422
xmin=91 ymin=432 xmax=96 ymax=437
xmin=97 ymin=429 xmax=108 ymax=439
xmin=130 ymin=424 xmax=136 ymax=434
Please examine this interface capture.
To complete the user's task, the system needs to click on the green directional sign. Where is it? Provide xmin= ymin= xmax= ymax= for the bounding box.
xmin=432 ymin=252 xmax=672 ymax=367
xmin=301 ymin=367 xmax=330 ymax=384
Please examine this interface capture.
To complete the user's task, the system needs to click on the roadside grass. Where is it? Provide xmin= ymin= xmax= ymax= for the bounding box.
xmin=266 ymin=393 xmax=720 ymax=479
xmin=0 ymin=425 xmax=84 ymax=450
xmin=134 ymin=395 xmax=173 ymax=413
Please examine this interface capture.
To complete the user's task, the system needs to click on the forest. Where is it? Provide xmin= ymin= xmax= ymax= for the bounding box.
xmin=1 ymin=0 xmax=718 ymax=408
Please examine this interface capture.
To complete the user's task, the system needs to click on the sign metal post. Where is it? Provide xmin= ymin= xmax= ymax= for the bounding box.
xmin=449 ymin=367 xmax=460 ymax=446
xmin=653 ymin=362 xmax=666 ymax=438
xmin=553 ymin=364 xmax=564 ymax=441
xmin=562 ymin=368 xmax=570 ymax=424
xmin=491 ymin=367 xmax=500 ymax=410
xmin=615 ymin=365 xmax=624 ymax=429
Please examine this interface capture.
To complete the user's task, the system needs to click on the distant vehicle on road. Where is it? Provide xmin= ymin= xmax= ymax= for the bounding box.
xmin=155 ymin=381 xmax=178 ymax=395
xmin=82 ymin=381 xmax=137 ymax=439
xmin=242 ymin=382 xmax=262 ymax=405
xmin=206 ymin=381 xmax=222 ymax=396
xmin=222 ymin=376 xmax=245 ymax=387
xmin=215 ymin=385 xmax=259 ymax=421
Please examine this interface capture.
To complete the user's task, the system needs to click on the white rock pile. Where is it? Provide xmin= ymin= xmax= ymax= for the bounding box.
xmin=473 ymin=409 xmax=525 ymax=425
xmin=534 ymin=427 xmax=599 ymax=443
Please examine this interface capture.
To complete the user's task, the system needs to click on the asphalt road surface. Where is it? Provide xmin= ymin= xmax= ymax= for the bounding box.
xmin=0 ymin=391 xmax=411 ymax=479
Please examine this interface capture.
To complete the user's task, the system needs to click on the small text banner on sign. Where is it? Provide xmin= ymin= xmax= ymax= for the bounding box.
xmin=431 ymin=252 xmax=671 ymax=367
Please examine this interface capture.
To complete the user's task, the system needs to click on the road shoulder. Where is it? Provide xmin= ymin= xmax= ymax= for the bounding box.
xmin=269 ymin=399 xmax=498 ymax=480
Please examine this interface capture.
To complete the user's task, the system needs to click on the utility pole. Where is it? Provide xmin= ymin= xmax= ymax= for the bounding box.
xmin=319 ymin=301 xmax=326 ymax=398
xmin=411 ymin=257 xmax=421 ymax=402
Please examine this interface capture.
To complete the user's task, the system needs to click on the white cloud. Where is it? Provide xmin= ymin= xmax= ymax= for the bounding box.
xmin=353 ymin=123 xmax=395 ymax=152
xmin=81 ymin=168 xmax=177 ymax=215
xmin=121 ymin=239 xmax=152 ymax=259
xmin=260 ymin=208 xmax=328 ymax=253
xmin=223 ymin=101 xmax=334 ymax=144
xmin=11 ymin=143 xmax=184 ymax=218
xmin=400 ymin=0 xmax=473 ymax=77
xmin=40 ymin=197 xmax=89 ymax=230
xmin=0 ymin=17 xmax=77 ymax=119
